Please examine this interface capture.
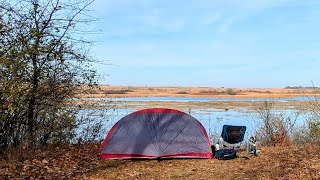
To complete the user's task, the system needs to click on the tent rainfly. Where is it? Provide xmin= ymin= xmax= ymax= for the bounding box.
xmin=101 ymin=108 xmax=212 ymax=159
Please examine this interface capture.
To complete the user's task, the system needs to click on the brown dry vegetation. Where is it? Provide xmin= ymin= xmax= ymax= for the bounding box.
xmin=92 ymin=145 xmax=320 ymax=180
xmin=1 ymin=144 xmax=319 ymax=179
xmin=77 ymin=85 xmax=320 ymax=98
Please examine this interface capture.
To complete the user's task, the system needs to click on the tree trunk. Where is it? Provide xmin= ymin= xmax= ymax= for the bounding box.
xmin=27 ymin=55 xmax=40 ymax=145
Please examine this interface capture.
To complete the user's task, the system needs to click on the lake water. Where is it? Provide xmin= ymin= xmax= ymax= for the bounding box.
xmin=79 ymin=96 xmax=310 ymax=143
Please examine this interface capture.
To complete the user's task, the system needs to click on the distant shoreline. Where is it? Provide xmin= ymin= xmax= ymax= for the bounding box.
xmin=77 ymin=85 xmax=320 ymax=98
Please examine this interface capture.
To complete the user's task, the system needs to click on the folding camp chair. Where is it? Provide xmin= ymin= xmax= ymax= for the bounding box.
xmin=216 ymin=125 xmax=246 ymax=159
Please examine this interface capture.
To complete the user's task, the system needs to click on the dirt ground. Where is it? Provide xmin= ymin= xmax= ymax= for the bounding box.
xmin=78 ymin=85 xmax=320 ymax=98
xmin=1 ymin=144 xmax=319 ymax=179
xmin=91 ymin=145 xmax=320 ymax=180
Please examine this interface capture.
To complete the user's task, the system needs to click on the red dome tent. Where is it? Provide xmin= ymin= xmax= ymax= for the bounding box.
xmin=101 ymin=108 xmax=212 ymax=159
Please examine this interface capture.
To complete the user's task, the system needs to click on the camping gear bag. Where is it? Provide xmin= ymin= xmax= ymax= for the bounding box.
xmin=214 ymin=149 xmax=237 ymax=160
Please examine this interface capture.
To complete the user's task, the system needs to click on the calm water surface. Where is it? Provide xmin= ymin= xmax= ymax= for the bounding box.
xmin=79 ymin=100 xmax=307 ymax=142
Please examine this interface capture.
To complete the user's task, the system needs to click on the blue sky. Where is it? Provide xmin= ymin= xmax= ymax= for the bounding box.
xmin=88 ymin=0 xmax=320 ymax=88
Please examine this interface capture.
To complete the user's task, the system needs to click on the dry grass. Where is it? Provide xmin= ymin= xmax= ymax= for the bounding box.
xmin=90 ymin=145 xmax=320 ymax=180
xmin=77 ymin=85 xmax=320 ymax=98
xmin=75 ymin=99 xmax=309 ymax=113
xmin=1 ymin=144 xmax=319 ymax=179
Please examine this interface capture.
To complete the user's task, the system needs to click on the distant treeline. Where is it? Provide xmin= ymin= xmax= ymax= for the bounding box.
xmin=284 ymin=86 xmax=320 ymax=89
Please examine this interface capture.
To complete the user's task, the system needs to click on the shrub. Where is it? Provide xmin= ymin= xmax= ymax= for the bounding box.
xmin=176 ymin=91 xmax=189 ymax=94
xmin=254 ymin=101 xmax=300 ymax=146
xmin=299 ymin=96 xmax=320 ymax=145
xmin=225 ymin=88 xmax=237 ymax=95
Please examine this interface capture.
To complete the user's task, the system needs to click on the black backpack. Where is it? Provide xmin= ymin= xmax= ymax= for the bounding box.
xmin=214 ymin=149 xmax=237 ymax=160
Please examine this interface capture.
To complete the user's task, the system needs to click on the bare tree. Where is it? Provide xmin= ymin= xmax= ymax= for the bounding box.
xmin=0 ymin=0 xmax=99 ymax=151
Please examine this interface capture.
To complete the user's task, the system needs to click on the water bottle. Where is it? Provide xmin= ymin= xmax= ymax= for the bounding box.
xmin=215 ymin=142 xmax=220 ymax=151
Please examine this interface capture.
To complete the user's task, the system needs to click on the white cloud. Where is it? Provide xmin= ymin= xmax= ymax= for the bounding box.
xmin=91 ymin=0 xmax=305 ymax=37
xmin=90 ymin=0 xmax=320 ymax=87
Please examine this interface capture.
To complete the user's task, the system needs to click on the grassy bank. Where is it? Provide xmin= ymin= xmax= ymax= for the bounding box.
xmin=77 ymin=85 xmax=320 ymax=98
xmin=77 ymin=98 xmax=309 ymax=112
